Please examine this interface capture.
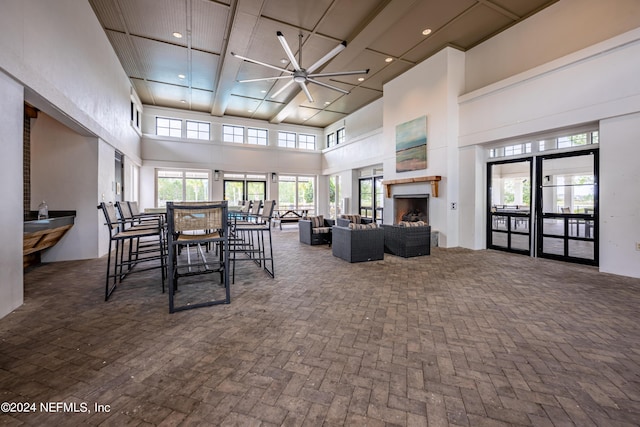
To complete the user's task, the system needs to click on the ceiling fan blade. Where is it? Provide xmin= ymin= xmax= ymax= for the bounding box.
xmin=230 ymin=52 xmax=293 ymax=74
xmin=308 ymin=69 xmax=370 ymax=78
xmin=270 ymin=79 xmax=295 ymax=99
xmin=237 ymin=75 xmax=292 ymax=83
xmin=276 ymin=31 xmax=301 ymax=71
xmin=298 ymin=81 xmax=314 ymax=103
xmin=306 ymin=78 xmax=350 ymax=95
xmin=306 ymin=41 xmax=346 ymax=74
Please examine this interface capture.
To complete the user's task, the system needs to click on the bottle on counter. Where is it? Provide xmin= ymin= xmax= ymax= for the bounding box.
xmin=38 ymin=200 xmax=49 ymax=220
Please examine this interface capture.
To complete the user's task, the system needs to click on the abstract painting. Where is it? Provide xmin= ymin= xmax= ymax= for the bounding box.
xmin=395 ymin=115 xmax=427 ymax=172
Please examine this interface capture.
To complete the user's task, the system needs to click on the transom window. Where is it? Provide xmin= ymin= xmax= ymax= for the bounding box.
xmin=156 ymin=117 xmax=182 ymax=138
xmin=489 ymin=130 xmax=599 ymax=159
xmin=298 ymin=134 xmax=316 ymax=150
xmin=247 ymin=128 xmax=268 ymax=145
xmin=223 ymin=125 xmax=244 ymax=143
xmin=278 ymin=131 xmax=296 ymax=148
xmin=186 ymin=120 xmax=210 ymax=140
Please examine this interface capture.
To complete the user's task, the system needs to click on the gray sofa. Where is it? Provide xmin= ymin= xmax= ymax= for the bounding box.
xmin=332 ymin=224 xmax=384 ymax=263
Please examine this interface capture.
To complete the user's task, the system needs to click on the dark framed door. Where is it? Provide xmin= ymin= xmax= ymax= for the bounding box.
xmin=224 ymin=179 xmax=266 ymax=206
xmin=487 ymin=158 xmax=532 ymax=255
xmin=535 ymin=149 xmax=598 ymax=265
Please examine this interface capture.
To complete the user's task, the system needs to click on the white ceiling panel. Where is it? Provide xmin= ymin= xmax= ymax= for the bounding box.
xmin=261 ymin=0 xmax=333 ymax=31
xmin=191 ymin=0 xmax=230 ymax=53
xmin=119 ymin=0 xmax=188 ymax=46
xmin=132 ymin=37 xmax=188 ymax=85
xmin=191 ymin=50 xmax=219 ymax=91
xmin=316 ymin=1 xmax=388 ymax=41
xmin=105 ymin=30 xmax=143 ymax=79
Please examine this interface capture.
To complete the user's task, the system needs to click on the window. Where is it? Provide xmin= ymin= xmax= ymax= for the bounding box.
xmin=327 ymin=133 xmax=336 ymax=148
xmin=336 ymin=128 xmax=346 ymax=145
xmin=539 ymin=131 xmax=599 ymax=152
xmin=156 ymin=117 xmax=182 ymax=138
xmin=186 ymin=120 xmax=210 ymax=140
xmin=247 ymin=128 xmax=268 ymax=145
xmin=223 ymin=173 xmax=267 ymax=207
xmin=223 ymin=125 xmax=244 ymax=143
xmin=156 ymin=169 xmax=210 ymax=207
xmin=278 ymin=175 xmax=315 ymax=211
xmin=278 ymin=131 xmax=296 ymax=148
xmin=298 ymin=134 xmax=316 ymax=150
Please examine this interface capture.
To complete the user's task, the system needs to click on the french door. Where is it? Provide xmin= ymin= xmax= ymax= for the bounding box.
xmin=535 ymin=150 xmax=598 ymax=265
xmin=223 ymin=180 xmax=266 ymax=206
xmin=487 ymin=150 xmax=599 ymax=265
xmin=487 ymin=159 xmax=532 ymax=255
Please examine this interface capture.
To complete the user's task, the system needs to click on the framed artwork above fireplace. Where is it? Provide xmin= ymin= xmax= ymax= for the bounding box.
xmin=395 ymin=115 xmax=427 ymax=172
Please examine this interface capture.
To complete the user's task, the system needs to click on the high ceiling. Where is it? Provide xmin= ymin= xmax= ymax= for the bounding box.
xmin=89 ymin=0 xmax=558 ymax=128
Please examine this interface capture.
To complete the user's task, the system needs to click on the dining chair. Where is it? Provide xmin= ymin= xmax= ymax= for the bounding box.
xmin=166 ymin=201 xmax=230 ymax=313
xmin=229 ymin=200 xmax=275 ymax=283
xmin=97 ymin=202 xmax=166 ymax=301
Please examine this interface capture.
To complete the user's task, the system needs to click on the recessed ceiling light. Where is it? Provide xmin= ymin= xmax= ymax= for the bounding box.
xmin=261 ymin=90 xmax=267 ymax=93
xmin=172 ymin=32 xmax=183 ymax=39
xmin=280 ymin=58 xmax=288 ymax=64
xmin=422 ymin=28 xmax=432 ymax=36
xmin=178 ymin=74 xmax=186 ymax=79
xmin=358 ymin=77 xmax=364 ymax=82
xmin=385 ymin=57 xmax=393 ymax=63
xmin=180 ymin=99 xmax=186 ymax=103
xmin=324 ymin=101 xmax=330 ymax=105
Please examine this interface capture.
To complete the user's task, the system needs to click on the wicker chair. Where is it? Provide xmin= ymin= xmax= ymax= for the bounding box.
xmin=299 ymin=216 xmax=335 ymax=245
xmin=336 ymin=214 xmax=374 ymax=227
xmin=381 ymin=223 xmax=431 ymax=258
xmin=332 ymin=224 xmax=384 ymax=263
xmin=166 ymin=201 xmax=230 ymax=313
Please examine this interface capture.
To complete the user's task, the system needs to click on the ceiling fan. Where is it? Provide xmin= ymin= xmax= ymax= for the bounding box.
xmin=231 ymin=31 xmax=369 ymax=103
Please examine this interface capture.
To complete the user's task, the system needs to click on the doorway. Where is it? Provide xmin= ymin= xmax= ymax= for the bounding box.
xmin=487 ymin=150 xmax=598 ymax=265
xmin=115 ymin=151 xmax=124 ymax=202
xmin=223 ymin=179 xmax=266 ymax=207
xmin=487 ymin=159 xmax=532 ymax=255
xmin=536 ymin=150 xmax=598 ymax=265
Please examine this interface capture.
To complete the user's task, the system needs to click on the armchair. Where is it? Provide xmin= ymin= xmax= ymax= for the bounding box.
xmin=299 ymin=215 xmax=334 ymax=245
xmin=382 ymin=222 xmax=431 ymax=258
xmin=332 ymin=223 xmax=384 ymax=263
xmin=336 ymin=214 xmax=374 ymax=228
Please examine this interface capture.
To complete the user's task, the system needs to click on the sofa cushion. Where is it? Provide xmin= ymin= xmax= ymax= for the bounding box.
xmin=304 ymin=215 xmax=324 ymax=228
xmin=340 ymin=214 xmax=362 ymax=224
xmin=348 ymin=222 xmax=379 ymax=230
xmin=398 ymin=220 xmax=427 ymax=227
xmin=313 ymin=226 xmax=332 ymax=234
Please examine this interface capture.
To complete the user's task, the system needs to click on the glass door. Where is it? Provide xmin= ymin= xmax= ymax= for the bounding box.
xmin=487 ymin=159 xmax=532 ymax=255
xmin=224 ymin=180 xmax=266 ymax=208
xmin=536 ymin=150 xmax=598 ymax=265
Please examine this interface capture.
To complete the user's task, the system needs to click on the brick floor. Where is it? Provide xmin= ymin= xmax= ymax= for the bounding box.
xmin=1 ymin=227 xmax=639 ymax=426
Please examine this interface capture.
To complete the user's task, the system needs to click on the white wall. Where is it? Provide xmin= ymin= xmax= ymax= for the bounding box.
xmin=0 ymin=0 xmax=144 ymax=317
xmin=30 ymin=114 xmax=100 ymax=261
xmin=0 ymin=71 xmax=24 ymax=318
xmin=382 ymin=47 xmax=466 ymax=247
xmin=140 ymin=106 xmax=324 ymax=213
xmin=465 ymin=0 xmax=640 ymax=92
xmin=0 ymin=0 xmax=141 ymax=163
xmin=599 ymin=113 xmax=640 ymax=278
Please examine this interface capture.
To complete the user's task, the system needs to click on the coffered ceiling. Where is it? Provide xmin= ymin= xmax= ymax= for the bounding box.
xmin=89 ymin=0 xmax=558 ymax=128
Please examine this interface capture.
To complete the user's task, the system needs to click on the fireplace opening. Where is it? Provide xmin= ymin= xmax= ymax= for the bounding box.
xmin=393 ymin=195 xmax=429 ymax=224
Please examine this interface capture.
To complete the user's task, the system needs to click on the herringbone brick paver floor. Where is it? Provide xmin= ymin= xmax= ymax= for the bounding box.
xmin=1 ymin=227 xmax=639 ymax=426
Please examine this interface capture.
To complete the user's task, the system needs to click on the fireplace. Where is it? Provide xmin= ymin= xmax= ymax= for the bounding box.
xmin=393 ymin=195 xmax=429 ymax=224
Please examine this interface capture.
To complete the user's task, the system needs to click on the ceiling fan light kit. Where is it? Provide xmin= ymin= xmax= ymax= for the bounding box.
xmin=231 ymin=31 xmax=369 ymax=103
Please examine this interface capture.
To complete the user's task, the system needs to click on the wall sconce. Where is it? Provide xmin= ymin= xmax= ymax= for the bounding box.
xmin=544 ymin=175 xmax=550 ymax=183
xmin=214 ymin=170 xmax=220 ymax=181
xmin=271 ymin=172 xmax=277 ymax=183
